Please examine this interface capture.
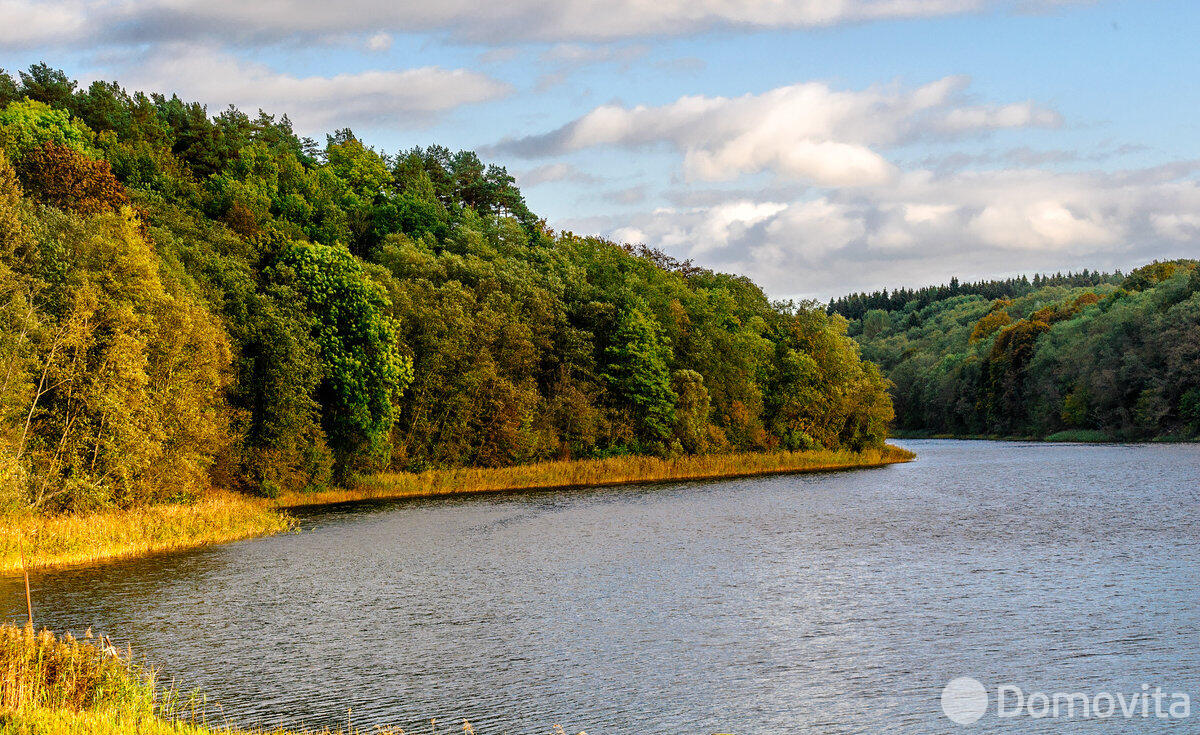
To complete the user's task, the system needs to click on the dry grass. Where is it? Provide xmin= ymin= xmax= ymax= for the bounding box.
xmin=0 ymin=625 xmax=584 ymax=735
xmin=0 ymin=492 xmax=291 ymax=575
xmin=278 ymin=444 xmax=916 ymax=508
xmin=2 ymin=445 xmax=914 ymax=574
xmin=0 ymin=625 xmax=152 ymax=715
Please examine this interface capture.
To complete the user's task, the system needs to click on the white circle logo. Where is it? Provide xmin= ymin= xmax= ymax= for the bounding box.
xmin=941 ymin=677 xmax=988 ymax=725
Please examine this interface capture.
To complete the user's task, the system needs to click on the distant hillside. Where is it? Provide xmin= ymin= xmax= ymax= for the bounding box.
xmin=828 ymin=270 xmax=1122 ymax=321
xmin=836 ymin=261 xmax=1200 ymax=441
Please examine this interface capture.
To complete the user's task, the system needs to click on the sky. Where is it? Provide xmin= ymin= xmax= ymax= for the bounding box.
xmin=2 ymin=0 xmax=1198 ymax=300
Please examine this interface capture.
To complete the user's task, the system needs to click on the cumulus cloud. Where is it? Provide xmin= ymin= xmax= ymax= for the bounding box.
xmin=495 ymin=77 xmax=1060 ymax=186
xmin=588 ymin=164 xmax=1200 ymax=298
xmin=112 ymin=47 xmax=511 ymax=131
xmin=0 ymin=0 xmax=1093 ymax=48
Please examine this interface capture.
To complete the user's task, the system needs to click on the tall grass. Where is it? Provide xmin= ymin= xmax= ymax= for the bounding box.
xmin=2 ymin=445 xmax=913 ymax=574
xmin=0 ymin=625 xmax=585 ymax=735
xmin=0 ymin=625 xmax=151 ymax=714
xmin=0 ymin=492 xmax=291 ymax=575
xmin=280 ymin=444 xmax=916 ymax=508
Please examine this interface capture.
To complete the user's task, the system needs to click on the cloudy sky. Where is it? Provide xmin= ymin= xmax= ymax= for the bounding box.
xmin=3 ymin=0 xmax=1197 ymax=299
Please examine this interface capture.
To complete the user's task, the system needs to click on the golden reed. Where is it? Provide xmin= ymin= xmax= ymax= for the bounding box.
xmin=2 ymin=446 xmax=914 ymax=574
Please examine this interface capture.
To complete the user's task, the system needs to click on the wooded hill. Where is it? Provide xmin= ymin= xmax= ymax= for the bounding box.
xmin=0 ymin=64 xmax=893 ymax=511
xmin=839 ymin=261 xmax=1200 ymax=440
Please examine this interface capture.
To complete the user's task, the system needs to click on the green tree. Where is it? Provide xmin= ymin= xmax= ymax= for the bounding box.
xmin=672 ymin=369 xmax=710 ymax=454
xmin=602 ymin=306 xmax=677 ymax=449
xmin=269 ymin=241 xmax=412 ymax=475
xmin=0 ymin=99 xmax=96 ymax=162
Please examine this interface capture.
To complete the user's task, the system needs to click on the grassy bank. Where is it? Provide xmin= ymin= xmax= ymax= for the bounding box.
xmin=279 ymin=444 xmax=916 ymax=508
xmin=0 ymin=623 xmax=370 ymax=734
xmin=0 ymin=493 xmax=291 ymax=576
xmin=2 ymin=445 xmax=914 ymax=574
xmin=0 ymin=624 xmax=582 ymax=735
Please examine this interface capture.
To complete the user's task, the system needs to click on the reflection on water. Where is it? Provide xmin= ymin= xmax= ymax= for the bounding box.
xmin=4 ymin=440 xmax=1200 ymax=734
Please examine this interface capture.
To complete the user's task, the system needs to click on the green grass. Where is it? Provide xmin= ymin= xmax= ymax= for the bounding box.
xmin=1043 ymin=429 xmax=1112 ymax=442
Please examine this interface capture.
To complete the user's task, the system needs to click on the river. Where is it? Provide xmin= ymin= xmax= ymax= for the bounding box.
xmin=5 ymin=440 xmax=1200 ymax=733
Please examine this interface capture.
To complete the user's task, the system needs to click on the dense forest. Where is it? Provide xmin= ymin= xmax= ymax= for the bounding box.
xmin=0 ymin=64 xmax=893 ymax=511
xmin=828 ymin=270 xmax=1122 ymax=321
xmin=840 ymin=261 xmax=1200 ymax=440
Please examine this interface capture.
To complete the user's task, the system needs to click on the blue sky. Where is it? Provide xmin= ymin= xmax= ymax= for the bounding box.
xmin=2 ymin=0 xmax=1198 ymax=298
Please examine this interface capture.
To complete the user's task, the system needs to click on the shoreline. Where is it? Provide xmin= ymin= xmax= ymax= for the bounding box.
xmin=279 ymin=445 xmax=916 ymax=508
xmin=2 ymin=445 xmax=914 ymax=575
xmin=890 ymin=431 xmax=1198 ymax=444
xmin=0 ymin=492 xmax=291 ymax=577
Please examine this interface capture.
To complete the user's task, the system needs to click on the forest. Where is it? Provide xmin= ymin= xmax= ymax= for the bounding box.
xmin=840 ymin=260 xmax=1200 ymax=440
xmin=0 ymin=64 xmax=894 ymax=513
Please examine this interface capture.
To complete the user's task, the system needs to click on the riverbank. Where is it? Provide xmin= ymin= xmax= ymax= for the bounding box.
xmin=0 ymin=624 xmax=386 ymax=734
xmin=279 ymin=444 xmax=916 ymax=508
xmin=0 ymin=623 xmax=580 ymax=734
xmin=2 ymin=445 xmax=914 ymax=574
xmin=890 ymin=429 xmax=1197 ymax=443
xmin=0 ymin=493 xmax=290 ymax=576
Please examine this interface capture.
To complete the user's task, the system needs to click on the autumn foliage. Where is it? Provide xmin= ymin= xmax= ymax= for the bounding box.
xmin=16 ymin=141 xmax=129 ymax=214
xmin=0 ymin=64 xmax=897 ymax=511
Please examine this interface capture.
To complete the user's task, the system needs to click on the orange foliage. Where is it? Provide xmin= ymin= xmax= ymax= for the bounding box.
xmin=1030 ymin=291 xmax=1101 ymax=325
xmin=970 ymin=309 xmax=1012 ymax=343
xmin=222 ymin=201 xmax=262 ymax=239
xmin=15 ymin=142 xmax=130 ymax=215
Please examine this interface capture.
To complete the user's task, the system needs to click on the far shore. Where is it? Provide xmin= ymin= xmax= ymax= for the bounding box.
xmin=889 ymin=430 xmax=1198 ymax=443
xmin=1 ymin=444 xmax=914 ymax=575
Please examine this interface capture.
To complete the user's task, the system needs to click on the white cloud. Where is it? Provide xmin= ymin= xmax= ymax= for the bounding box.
xmin=589 ymin=164 xmax=1200 ymax=298
xmin=365 ymin=33 xmax=393 ymax=52
xmin=496 ymin=77 xmax=1060 ymax=186
xmin=515 ymin=162 xmax=602 ymax=186
xmin=936 ymin=102 xmax=1062 ymax=132
xmin=0 ymin=0 xmax=1094 ymax=47
xmin=112 ymin=47 xmax=511 ymax=131
xmin=540 ymin=43 xmax=648 ymax=66
xmin=1151 ymin=213 xmax=1200 ymax=241
xmin=0 ymin=0 xmax=87 ymax=46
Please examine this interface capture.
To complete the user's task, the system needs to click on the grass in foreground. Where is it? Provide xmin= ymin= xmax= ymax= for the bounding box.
xmin=2 ymin=445 xmax=914 ymax=574
xmin=0 ymin=625 xmax=584 ymax=735
xmin=278 ymin=444 xmax=915 ymax=508
xmin=0 ymin=493 xmax=290 ymax=575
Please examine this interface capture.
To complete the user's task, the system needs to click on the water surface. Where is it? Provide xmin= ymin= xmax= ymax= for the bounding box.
xmin=5 ymin=440 xmax=1200 ymax=733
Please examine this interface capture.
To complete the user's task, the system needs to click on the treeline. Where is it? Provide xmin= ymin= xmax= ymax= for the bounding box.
xmin=829 ymin=270 xmax=1121 ymax=321
xmin=0 ymin=64 xmax=893 ymax=511
xmin=842 ymin=261 xmax=1200 ymax=440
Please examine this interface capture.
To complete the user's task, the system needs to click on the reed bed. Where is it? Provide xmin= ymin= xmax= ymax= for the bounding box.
xmin=0 ymin=624 xmax=152 ymax=715
xmin=2 ymin=445 xmax=913 ymax=574
xmin=0 ymin=492 xmax=291 ymax=575
xmin=280 ymin=444 xmax=916 ymax=508
xmin=0 ymin=625 xmax=585 ymax=735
